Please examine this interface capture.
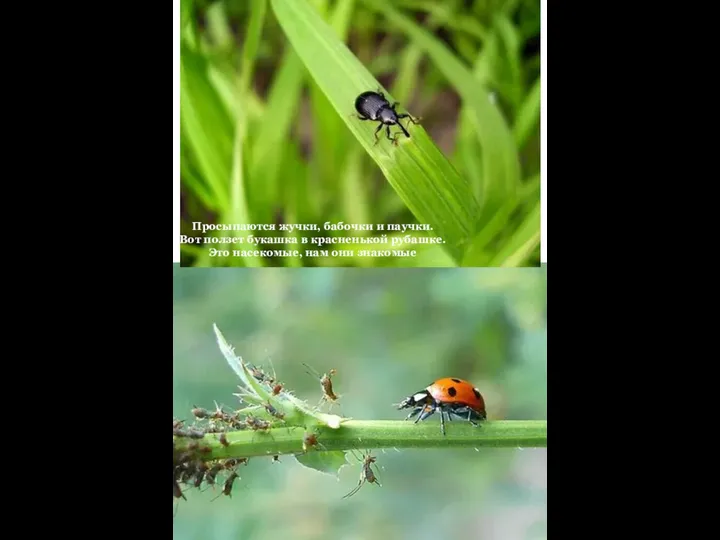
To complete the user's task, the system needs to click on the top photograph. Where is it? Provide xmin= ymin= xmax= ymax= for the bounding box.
xmin=179 ymin=0 xmax=542 ymax=268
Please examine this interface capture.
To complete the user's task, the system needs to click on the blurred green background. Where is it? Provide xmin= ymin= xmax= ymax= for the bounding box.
xmin=180 ymin=0 xmax=541 ymax=268
xmin=173 ymin=264 xmax=547 ymax=540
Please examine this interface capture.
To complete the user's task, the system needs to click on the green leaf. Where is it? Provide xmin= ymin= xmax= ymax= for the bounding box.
xmin=212 ymin=323 xmax=268 ymax=399
xmin=180 ymin=0 xmax=194 ymax=30
xmin=462 ymin=175 xmax=540 ymax=266
xmin=360 ymin=0 xmax=522 ymax=226
xmin=270 ymin=0 xmax=481 ymax=262
xmin=294 ymin=450 xmax=349 ymax=476
xmin=220 ymin=1 xmax=269 ymax=268
xmin=310 ymin=0 xmax=357 ymax=213
xmin=239 ymin=0 xmax=268 ymax=93
xmin=180 ymin=44 xmax=234 ymax=212
xmin=513 ymin=76 xmax=541 ymax=150
xmin=487 ymin=198 xmax=540 ymax=267
xmin=248 ymin=48 xmax=306 ymax=222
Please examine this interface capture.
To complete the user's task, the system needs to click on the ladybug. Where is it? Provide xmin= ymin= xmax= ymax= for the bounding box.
xmin=397 ymin=377 xmax=486 ymax=435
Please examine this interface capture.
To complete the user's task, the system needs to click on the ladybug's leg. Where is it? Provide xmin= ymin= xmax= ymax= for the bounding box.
xmin=459 ymin=407 xmax=477 ymax=426
xmin=451 ymin=407 xmax=482 ymax=427
xmin=404 ymin=407 xmax=423 ymax=421
xmin=414 ymin=403 xmax=436 ymax=425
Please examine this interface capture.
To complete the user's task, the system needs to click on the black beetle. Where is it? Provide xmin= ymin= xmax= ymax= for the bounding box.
xmin=353 ymin=89 xmax=420 ymax=146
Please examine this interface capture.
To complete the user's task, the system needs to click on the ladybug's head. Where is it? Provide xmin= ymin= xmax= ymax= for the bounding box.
xmin=396 ymin=390 xmax=432 ymax=410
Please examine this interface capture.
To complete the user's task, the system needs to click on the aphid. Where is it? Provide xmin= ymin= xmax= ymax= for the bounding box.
xmin=342 ymin=451 xmax=381 ymax=499
xmin=248 ymin=359 xmax=283 ymax=393
xmin=272 ymin=455 xmax=280 ymax=463
xmin=301 ymin=430 xmax=328 ymax=453
xmin=263 ymin=401 xmax=285 ymax=421
xmin=223 ymin=458 xmax=248 ymax=469
xmin=204 ymin=421 xmax=223 ymax=434
xmin=246 ymin=415 xmax=271 ymax=431
xmin=193 ymin=462 xmax=209 ymax=488
xmin=180 ymin=461 xmax=197 ymax=483
xmin=173 ymin=478 xmax=186 ymax=500
xmin=302 ymin=432 xmax=318 ymax=453
xmin=174 ymin=451 xmax=194 ymax=465
xmin=212 ymin=471 xmax=239 ymax=501
xmin=247 ymin=363 xmax=273 ymax=384
xmin=396 ymin=377 xmax=486 ymax=436
xmin=204 ymin=463 xmax=224 ymax=486
xmin=186 ymin=441 xmax=200 ymax=452
xmin=191 ymin=406 xmax=210 ymax=419
xmin=353 ymin=89 xmax=420 ymax=146
xmin=185 ymin=428 xmax=206 ymax=439
xmin=173 ymin=478 xmax=186 ymax=518
xmin=303 ymin=363 xmax=339 ymax=407
xmin=218 ymin=432 xmax=229 ymax=447
xmin=209 ymin=403 xmax=230 ymax=421
xmin=230 ymin=418 xmax=248 ymax=430
xmin=223 ymin=471 xmax=239 ymax=496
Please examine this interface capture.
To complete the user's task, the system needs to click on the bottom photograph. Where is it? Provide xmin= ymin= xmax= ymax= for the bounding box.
xmin=173 ymin=266 xmax=547 ymax=540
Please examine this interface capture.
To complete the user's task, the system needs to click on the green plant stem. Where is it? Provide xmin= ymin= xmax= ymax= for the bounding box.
xmin=175 ymin=420 xmax=546 ymax=460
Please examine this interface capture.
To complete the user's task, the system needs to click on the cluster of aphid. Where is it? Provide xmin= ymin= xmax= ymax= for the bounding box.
xmin=173 ymin=439 xmax=246 ymax=496
xmin=173 ymin=369 xmax=269 ymax=507
xmin=173 ymin=362 xmax=333 ymax=509
xmin=174 ymin=358 xmax=488 ymax=507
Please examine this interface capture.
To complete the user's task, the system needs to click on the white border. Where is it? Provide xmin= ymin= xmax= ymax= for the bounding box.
xmin=540 ymin=0 xmax=546 ymax=263
xmin=171 ymin=2 xmax=546 ymax=265
xmin=173 ymin=0 xmax=181 ymax=264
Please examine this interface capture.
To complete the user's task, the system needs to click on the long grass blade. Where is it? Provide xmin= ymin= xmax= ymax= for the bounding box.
xmin=360 ymin=0 xmax=522 ymax=226
xmin=270 ymin=0 xmax=481 ymax=262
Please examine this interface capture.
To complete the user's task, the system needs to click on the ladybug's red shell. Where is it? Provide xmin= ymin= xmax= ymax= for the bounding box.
xmin=426 ymin=377 xmax=485 ymax=414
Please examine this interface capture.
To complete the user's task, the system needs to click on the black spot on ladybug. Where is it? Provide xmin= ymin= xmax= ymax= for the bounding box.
xmin=447 ymin=386 xmax=457 ymax=397
xmin=451 ymin=378 xmax=461 ymax=383
xmin=473 ymin=388 xmax=481 ymax=400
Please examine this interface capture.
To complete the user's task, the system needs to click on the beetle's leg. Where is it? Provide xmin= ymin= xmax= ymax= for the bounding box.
xmin=373 ymin=123 xmax=384 ymax=145
xmin=353 ymin=113 xmax=370 ymax=120
xmin=396 ymin=121 xmax=410 ymax=139
xmin=397 ymin=113 xmax=421 ymax=125
xmin=439 ymin=407 xmax=446 ymax=435
xmin=385 ymin=125 xmax=398 ymax=146
xmin=390 ymin=102 xmax=400 ymax=110
xmin=376 ymin=87 xmax=384 ymax=98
